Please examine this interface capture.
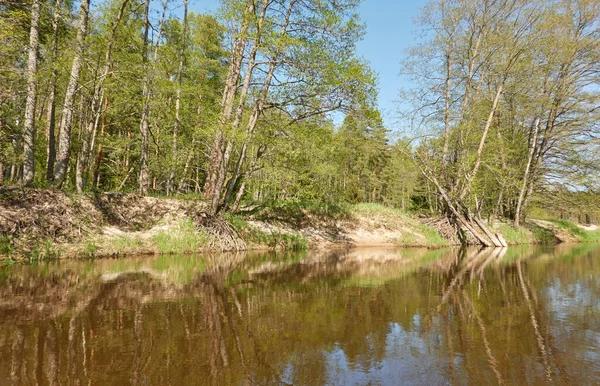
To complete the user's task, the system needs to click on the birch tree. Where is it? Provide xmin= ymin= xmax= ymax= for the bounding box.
xmin=53 ymin=0 xmax=91 ymax=186
xmin=22 ymin=0 xmax=41 ymax=186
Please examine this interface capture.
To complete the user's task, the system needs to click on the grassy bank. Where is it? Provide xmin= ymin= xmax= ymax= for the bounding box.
xmin=1 ymin=189 xmax=597 ymax=261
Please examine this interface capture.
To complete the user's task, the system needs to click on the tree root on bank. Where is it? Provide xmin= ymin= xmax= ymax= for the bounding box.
xmin=191 ymin=212 xmax=246 ymax=251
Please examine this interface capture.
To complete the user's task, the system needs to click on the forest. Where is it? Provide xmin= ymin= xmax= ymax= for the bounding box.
xmin=0 ymin=0 xmax=599 ymax=247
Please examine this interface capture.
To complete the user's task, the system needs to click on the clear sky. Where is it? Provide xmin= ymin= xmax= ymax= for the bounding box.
xmin=355 ymin=0 xmax=426 ymax=130
xmin=188 ymin=0 xmax=427 ymax=130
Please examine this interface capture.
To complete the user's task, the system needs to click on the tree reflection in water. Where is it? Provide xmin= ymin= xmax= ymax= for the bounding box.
xmin=0 ymin=245 xmax=599 ymax=385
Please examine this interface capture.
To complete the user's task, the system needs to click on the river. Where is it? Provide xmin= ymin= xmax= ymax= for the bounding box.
xmin=0 ymin=244 xmax=599 ymax=385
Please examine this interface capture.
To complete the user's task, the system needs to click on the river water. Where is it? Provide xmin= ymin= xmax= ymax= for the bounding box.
xmin=0 ymin=244 xmax=599 ymax=385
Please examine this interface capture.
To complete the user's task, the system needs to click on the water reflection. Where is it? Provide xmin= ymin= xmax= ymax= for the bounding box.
xmin=0 ymin=244 xmax=599 ymax=385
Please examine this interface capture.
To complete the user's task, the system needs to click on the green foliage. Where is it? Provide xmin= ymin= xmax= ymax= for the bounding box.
xmin=269 ymin=233 xmax=308 ymax=251
xmin=419 ymin=225 xmax=450 ymax=248
xmin=151 ymin=219 xmax=206 ymax=254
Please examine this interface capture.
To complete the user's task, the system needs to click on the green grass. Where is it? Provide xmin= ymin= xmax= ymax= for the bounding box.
xmin=270 ymin=232 xmax=309 ymax=251
xmin=0 ymin=235 xmax=14 ymax=256
xmin=419 ymin=224 xmax=450 ymax=247
xmin=106 ymin=237 xmax=144 ymax=255
xmin=225 ymin=212 xmax=309 ymax=251
xmin=151 ymin=219 xmax=207 ymax=254
xmin=496 ymin=224 xmax=532 ymax=245
xmin=396 ymin=224 xmax=449 ymax=248
xmin=528 ymin=223 xmax=559 ymax=244
xmin=81 ymin=240 xmax=98 ymax=258
xmin=28 ymin=239 xmax=61 ymax=262
xmin=250 ymin=200 xmax=351 ymax=228
xmin=352 ymin=203 xmax=410 ymax=219
xmin=244 ymin=227 xmax=309 ymax=251
xmin=550 ymin=219 xmax=600 ymax=242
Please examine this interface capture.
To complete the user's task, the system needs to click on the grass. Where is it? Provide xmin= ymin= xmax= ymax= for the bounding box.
xmin=250 ymin=199 xmax=351 ymax=228
xmin=81 ymin=240 xmax=98 ymax=258
xmin=224 ymin=213 xmax=249 ymax=232
xmin=105 ymin=237 xmax=144 ymax=255
xmin=151 ymin=219 xmax=207 ymax=254
xmin=396 ymin=224 xmax=449 ymax=248
xmin=0 ymin=235 xmax=14 ymax=257
xmin=244 ymin=228 xmax=309 ymax=251
xmin=528 ymin=223 xmax=559 ymax=244
xmin=225 ymin=212 xmax=309 ymax=251
xmin=550 ymin=219 xmax=600 ymax=242
xmin=419 ymin=224 xmax=450 ymax=247
xmin=28 ymin=239 xmax=61 ymax=262
xmin=496 ymin=224 xmax=532 ymax=245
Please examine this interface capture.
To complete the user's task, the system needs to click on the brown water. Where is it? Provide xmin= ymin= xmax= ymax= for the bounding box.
xmin=0 ymin=244 xmax=599 ymax=385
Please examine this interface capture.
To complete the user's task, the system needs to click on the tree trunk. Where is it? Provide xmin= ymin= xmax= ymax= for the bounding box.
xmin=138 ymin=0 xmax=151 ymax=195
xmin=204 ymin=0 xmax=255 ymax=198
xmin=441 ymin=51 xmax=452 ymax=179
xmin=177 ymin=102 xmax=203 ymax=194
xmin=92 ymin=95 xmax=109 ymax=188
xmin=231 ymin=179 xmax=246 ymax=212
xmin=53 ymin=0 xmax=90 ymax=186
xmin=167 ymin=0 xmax=188 ymax=195
xmin=459 ymin=84 xmax=503 ymax=200
xmin=218 ymin=0 xmax=293 ymax=213
xmin=514 ymin=117 xmax=540 ymax=227
xmin=22 ymin=0 xmax=41 ymax=186
xmin=139 ymin=0 xmax=167 ymax=195
xmin=213 ymin=0 xmax=269 ymax=209
xmin=45 ymin=0 xmax=62 ymax=183
xmin=76 ymin=0 xmax=129 ymax=193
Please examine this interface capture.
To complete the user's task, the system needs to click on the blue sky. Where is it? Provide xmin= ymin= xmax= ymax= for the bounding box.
xmin=189 ymin=0 xmax=427 ymax=130
xmin=356 ymin=0 xmax=426 ymax=130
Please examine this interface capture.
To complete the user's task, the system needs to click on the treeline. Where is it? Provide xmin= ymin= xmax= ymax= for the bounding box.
xmin=1 ymin=0 xmax=599 ymax=236
xmin=402 ymin=0 xmax=600 ymax=243
xmin=0 ymin=0 xmax=423 ymax=214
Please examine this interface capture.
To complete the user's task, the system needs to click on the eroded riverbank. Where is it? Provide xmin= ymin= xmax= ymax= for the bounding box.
xmin=1 ymin=188 xmax=599 ymax=260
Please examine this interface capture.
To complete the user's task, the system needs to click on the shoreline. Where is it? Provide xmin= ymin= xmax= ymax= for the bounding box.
xmin=1 ymin=188 xmax=598 ymax=261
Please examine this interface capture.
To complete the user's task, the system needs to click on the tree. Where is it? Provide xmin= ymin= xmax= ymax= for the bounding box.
xmin=53 ymin=0 xmax=91 ymax=186
xmin=402 ymin=0 xmax=599 ymax=244
xmin=22 ymin=0 xmax=41 ymax=186
xmin=75 ymin=0 xmax=130 ymax=193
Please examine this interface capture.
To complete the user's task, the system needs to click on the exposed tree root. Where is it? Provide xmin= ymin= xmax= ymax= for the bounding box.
xmin=191 ymin=212 xmax=246 ymax=251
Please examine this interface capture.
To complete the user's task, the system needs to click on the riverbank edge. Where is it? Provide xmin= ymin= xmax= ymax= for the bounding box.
xmin=1 ymin=188 xmax=598 ymax=261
